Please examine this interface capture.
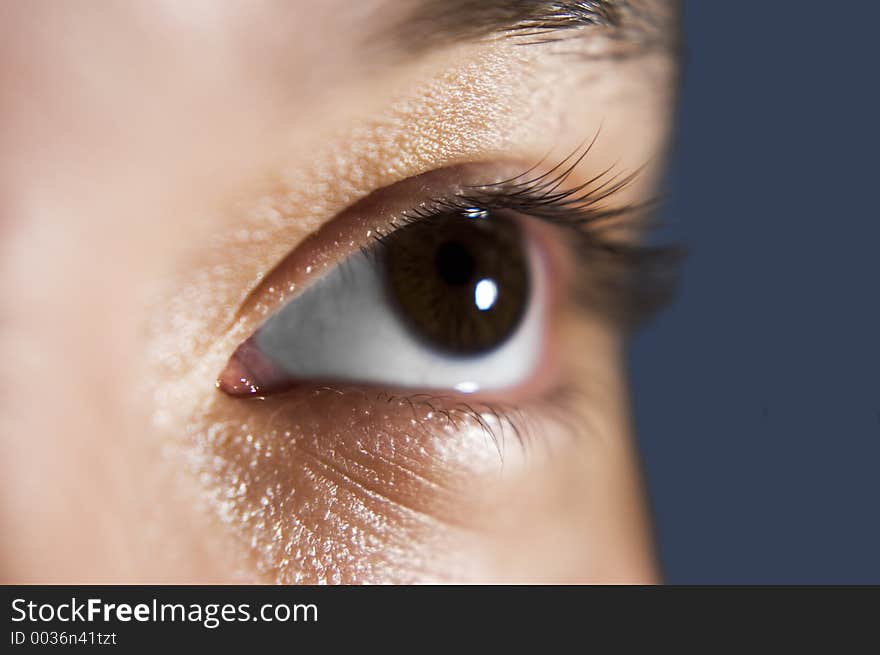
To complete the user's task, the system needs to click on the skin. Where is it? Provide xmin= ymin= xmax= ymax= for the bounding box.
xmin=0 ymin=1 xmax=677 ymax=583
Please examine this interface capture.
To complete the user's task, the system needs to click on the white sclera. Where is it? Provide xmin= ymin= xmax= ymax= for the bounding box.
xmin=253 ymin=245 xmax=544 ymax=394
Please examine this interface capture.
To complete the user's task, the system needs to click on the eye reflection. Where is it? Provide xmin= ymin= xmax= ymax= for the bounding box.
xmin=217 ymin=208 xmax=546 ymax=397
xmin=474 ymin=279 xmax=498 ymax=311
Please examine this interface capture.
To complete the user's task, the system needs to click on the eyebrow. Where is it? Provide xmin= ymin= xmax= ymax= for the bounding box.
xmin=384 ymin=0 xmax=675 ymax=56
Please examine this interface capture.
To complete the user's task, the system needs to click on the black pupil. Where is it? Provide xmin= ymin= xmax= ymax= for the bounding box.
xmin=435 ymin=241 xmax=474 ymax=286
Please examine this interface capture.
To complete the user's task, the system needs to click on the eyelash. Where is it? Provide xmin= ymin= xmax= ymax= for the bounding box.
xmin=374 ymin=138 xmax=683 ymax=331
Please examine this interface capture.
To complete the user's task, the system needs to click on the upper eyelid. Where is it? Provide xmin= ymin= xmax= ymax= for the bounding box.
xmin=224 ymin=149 xmax=659 ymax=337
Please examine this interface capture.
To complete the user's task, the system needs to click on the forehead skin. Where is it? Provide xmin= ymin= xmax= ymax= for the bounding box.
xmin=0 ymin=1 xmax=678 ymax=582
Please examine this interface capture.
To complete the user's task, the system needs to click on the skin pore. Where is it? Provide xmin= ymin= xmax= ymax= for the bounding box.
xmin=0 ymin=1 xmax=678 ymax=583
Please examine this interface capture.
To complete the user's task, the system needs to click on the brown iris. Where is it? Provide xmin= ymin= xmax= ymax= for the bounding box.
xmin=384 ymin=209 xmax=530 ymax=355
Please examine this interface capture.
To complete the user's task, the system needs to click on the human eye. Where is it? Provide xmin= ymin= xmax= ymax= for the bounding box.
xmin=218 ymin=142 xmax=678 ymax=409
xmin=217 ymin=172 xmax=545 ymax=398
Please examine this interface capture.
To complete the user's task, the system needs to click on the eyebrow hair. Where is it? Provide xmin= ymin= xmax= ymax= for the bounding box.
xmin=384 ymin=0 xmax=676 ymax=56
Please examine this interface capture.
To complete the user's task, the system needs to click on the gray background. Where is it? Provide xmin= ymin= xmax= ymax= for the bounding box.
xmin=630 ymin=1 xmax=880 ymax=583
